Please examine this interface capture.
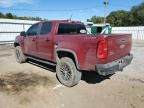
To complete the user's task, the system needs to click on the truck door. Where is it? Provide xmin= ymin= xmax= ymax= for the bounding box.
xmin=36 ymin=22 xmax=53 ymax=61
xmin=24 ymin=23 xmax=39 ymax=56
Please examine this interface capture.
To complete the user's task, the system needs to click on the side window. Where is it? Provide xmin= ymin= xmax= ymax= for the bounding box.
xmin=58 ymin=24 xmax=76 ymax=34
xmin=97 ymin=27 xmax=103 ymax=34
xmin=58 ymin=23 xmax=86 ymax=35
xmin=40 ymin=22 xmax=52 ymax=35
xmin=27 ymin=24 xmax=39 ymax=36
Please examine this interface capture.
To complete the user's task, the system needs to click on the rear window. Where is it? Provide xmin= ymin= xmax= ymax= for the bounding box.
xmin=58 ymin=23 xmax=86 ymax=35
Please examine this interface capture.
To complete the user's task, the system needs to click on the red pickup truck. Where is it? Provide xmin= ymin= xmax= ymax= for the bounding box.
xmin=14 ymin=20 xmax=133 ymax=87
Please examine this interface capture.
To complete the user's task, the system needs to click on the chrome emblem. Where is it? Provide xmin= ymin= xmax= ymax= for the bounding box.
xmin=120 ymin=44 xmax=125 ymax=49
xmin=109 ymin=52 xmax=114 ymax=56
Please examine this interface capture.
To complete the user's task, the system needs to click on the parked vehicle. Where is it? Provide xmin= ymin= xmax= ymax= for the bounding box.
xmin=14 ymin=20 xmax=133 ymax=87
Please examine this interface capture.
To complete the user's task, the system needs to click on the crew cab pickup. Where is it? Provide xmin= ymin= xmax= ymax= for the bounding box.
xmin=14 ymin=20 xmax=133 ymax=87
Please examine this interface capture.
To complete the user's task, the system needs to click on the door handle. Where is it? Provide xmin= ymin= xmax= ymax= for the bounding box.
xmin=32 ymin=38 xmax=36 ymax=41
xmin=45 ymin=39 xmax=50 ymax=41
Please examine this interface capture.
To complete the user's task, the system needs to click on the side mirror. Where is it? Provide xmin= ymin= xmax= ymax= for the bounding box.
xmin=80 ymin=29 xmax=87 ymax=34
xmin=20 ymin=31 xmax=26 ymax=37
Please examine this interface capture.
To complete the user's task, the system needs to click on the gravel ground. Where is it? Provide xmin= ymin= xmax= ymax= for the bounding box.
xmin=0 ymin=43 xmax=143 ymax=108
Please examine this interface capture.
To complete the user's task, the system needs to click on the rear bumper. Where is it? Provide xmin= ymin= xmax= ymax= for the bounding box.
xmin=96 ymin=54 xmax=133 ymax=76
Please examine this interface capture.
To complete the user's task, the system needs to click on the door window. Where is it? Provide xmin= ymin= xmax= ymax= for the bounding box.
xmin=27 ymin=23 xmax=39 ymax=36
xmin=40 ymin=22 xmax=52 ymax=35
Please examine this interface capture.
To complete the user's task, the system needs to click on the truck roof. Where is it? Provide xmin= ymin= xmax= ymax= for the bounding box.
xmin=38 ymin=20 xmax=83 ymax=24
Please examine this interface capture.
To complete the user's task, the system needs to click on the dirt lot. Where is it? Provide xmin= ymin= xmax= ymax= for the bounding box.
xmin=0 ymin=42 xmax=144 ymax=108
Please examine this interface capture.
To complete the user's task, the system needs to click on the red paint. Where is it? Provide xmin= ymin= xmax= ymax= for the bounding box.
xmin=15 ymin=20 xmax=132 ymax=71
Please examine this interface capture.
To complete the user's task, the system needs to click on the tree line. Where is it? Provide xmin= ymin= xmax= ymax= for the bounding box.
xmin=87 ymin=2 xmax=144 ymax=26
xmin=0 ymin=12 xmax=47 ymax=21
xmin=0 ymin=2 xmax=143 ymax=26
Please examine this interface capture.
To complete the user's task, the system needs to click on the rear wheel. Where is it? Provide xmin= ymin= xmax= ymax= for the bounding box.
xmin=56 ymin=57 xmax=81 ymax=87
xmin=15 ymin=46 xmax=27 ymax=63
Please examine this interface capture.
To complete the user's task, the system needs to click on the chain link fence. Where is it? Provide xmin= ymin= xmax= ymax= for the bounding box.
xmin=0 ymin=19 xmax=38 ymax=44
xmin=0 ymin=19 xmax=144 ymax=44
xmin=112 ymin=27 xmax=144 ymax=40
xmin=0 ymin=22 xmax=33 ymax=44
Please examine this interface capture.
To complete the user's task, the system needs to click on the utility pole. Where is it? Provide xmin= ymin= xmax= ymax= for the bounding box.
xmin=104 ymin=0 xmax=109 ymax=24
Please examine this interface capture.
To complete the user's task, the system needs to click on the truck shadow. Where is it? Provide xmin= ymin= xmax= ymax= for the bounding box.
xmin=27 ymin=60 xmax=112 ymax=84
xmin=81 ymin=71 xmax=112 ymax=84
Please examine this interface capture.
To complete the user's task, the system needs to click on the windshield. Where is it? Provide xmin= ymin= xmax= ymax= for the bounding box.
xmin=58 ymin=23 xmax=87 ymax=35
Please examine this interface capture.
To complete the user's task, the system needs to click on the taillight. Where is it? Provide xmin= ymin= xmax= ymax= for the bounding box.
xmin=97 ymin=39 xmax=108 ymax=59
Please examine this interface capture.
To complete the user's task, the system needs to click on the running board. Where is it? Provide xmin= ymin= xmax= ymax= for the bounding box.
xmin=27 ymin=56 xmax=56 ymax=66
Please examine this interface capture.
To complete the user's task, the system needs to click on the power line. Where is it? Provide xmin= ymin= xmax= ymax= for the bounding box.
xmin=0 ymin=2 xmax=137 ymax=17
xmin=109 ymin=4 xmax=135 ymax=7
xmin=0 ymin=7 xmax=97 ymax=12
xmin=0 ymin=4 xmax=135 ymax=13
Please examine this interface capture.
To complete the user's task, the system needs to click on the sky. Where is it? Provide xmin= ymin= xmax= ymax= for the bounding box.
xmin=0 ymin=0 xmax=144 ymax=22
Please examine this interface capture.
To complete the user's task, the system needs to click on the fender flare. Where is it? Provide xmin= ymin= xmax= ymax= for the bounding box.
xmin=56 ymin=48 xmax=80 ymax=70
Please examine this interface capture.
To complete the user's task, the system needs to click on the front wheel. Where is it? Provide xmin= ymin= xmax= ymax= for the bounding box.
xmin=15 ymin=46 xmax=27 ymax=63
xmin=56 ymin=57 xmax=82 ymax=87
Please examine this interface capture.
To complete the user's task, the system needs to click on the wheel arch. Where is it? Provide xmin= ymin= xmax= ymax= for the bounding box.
xmin=56 ymin=48 xmax=80 ymax=70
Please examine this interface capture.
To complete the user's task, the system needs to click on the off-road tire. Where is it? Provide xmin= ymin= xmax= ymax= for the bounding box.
xmin=15 ymin=46 xmax=27 ymax=63
xmin=56 ymin=57 xmax=82 ymax=87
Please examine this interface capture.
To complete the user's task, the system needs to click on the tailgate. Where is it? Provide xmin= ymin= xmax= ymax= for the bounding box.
xmin=106 ymin=34 xmax=132 ymax=62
